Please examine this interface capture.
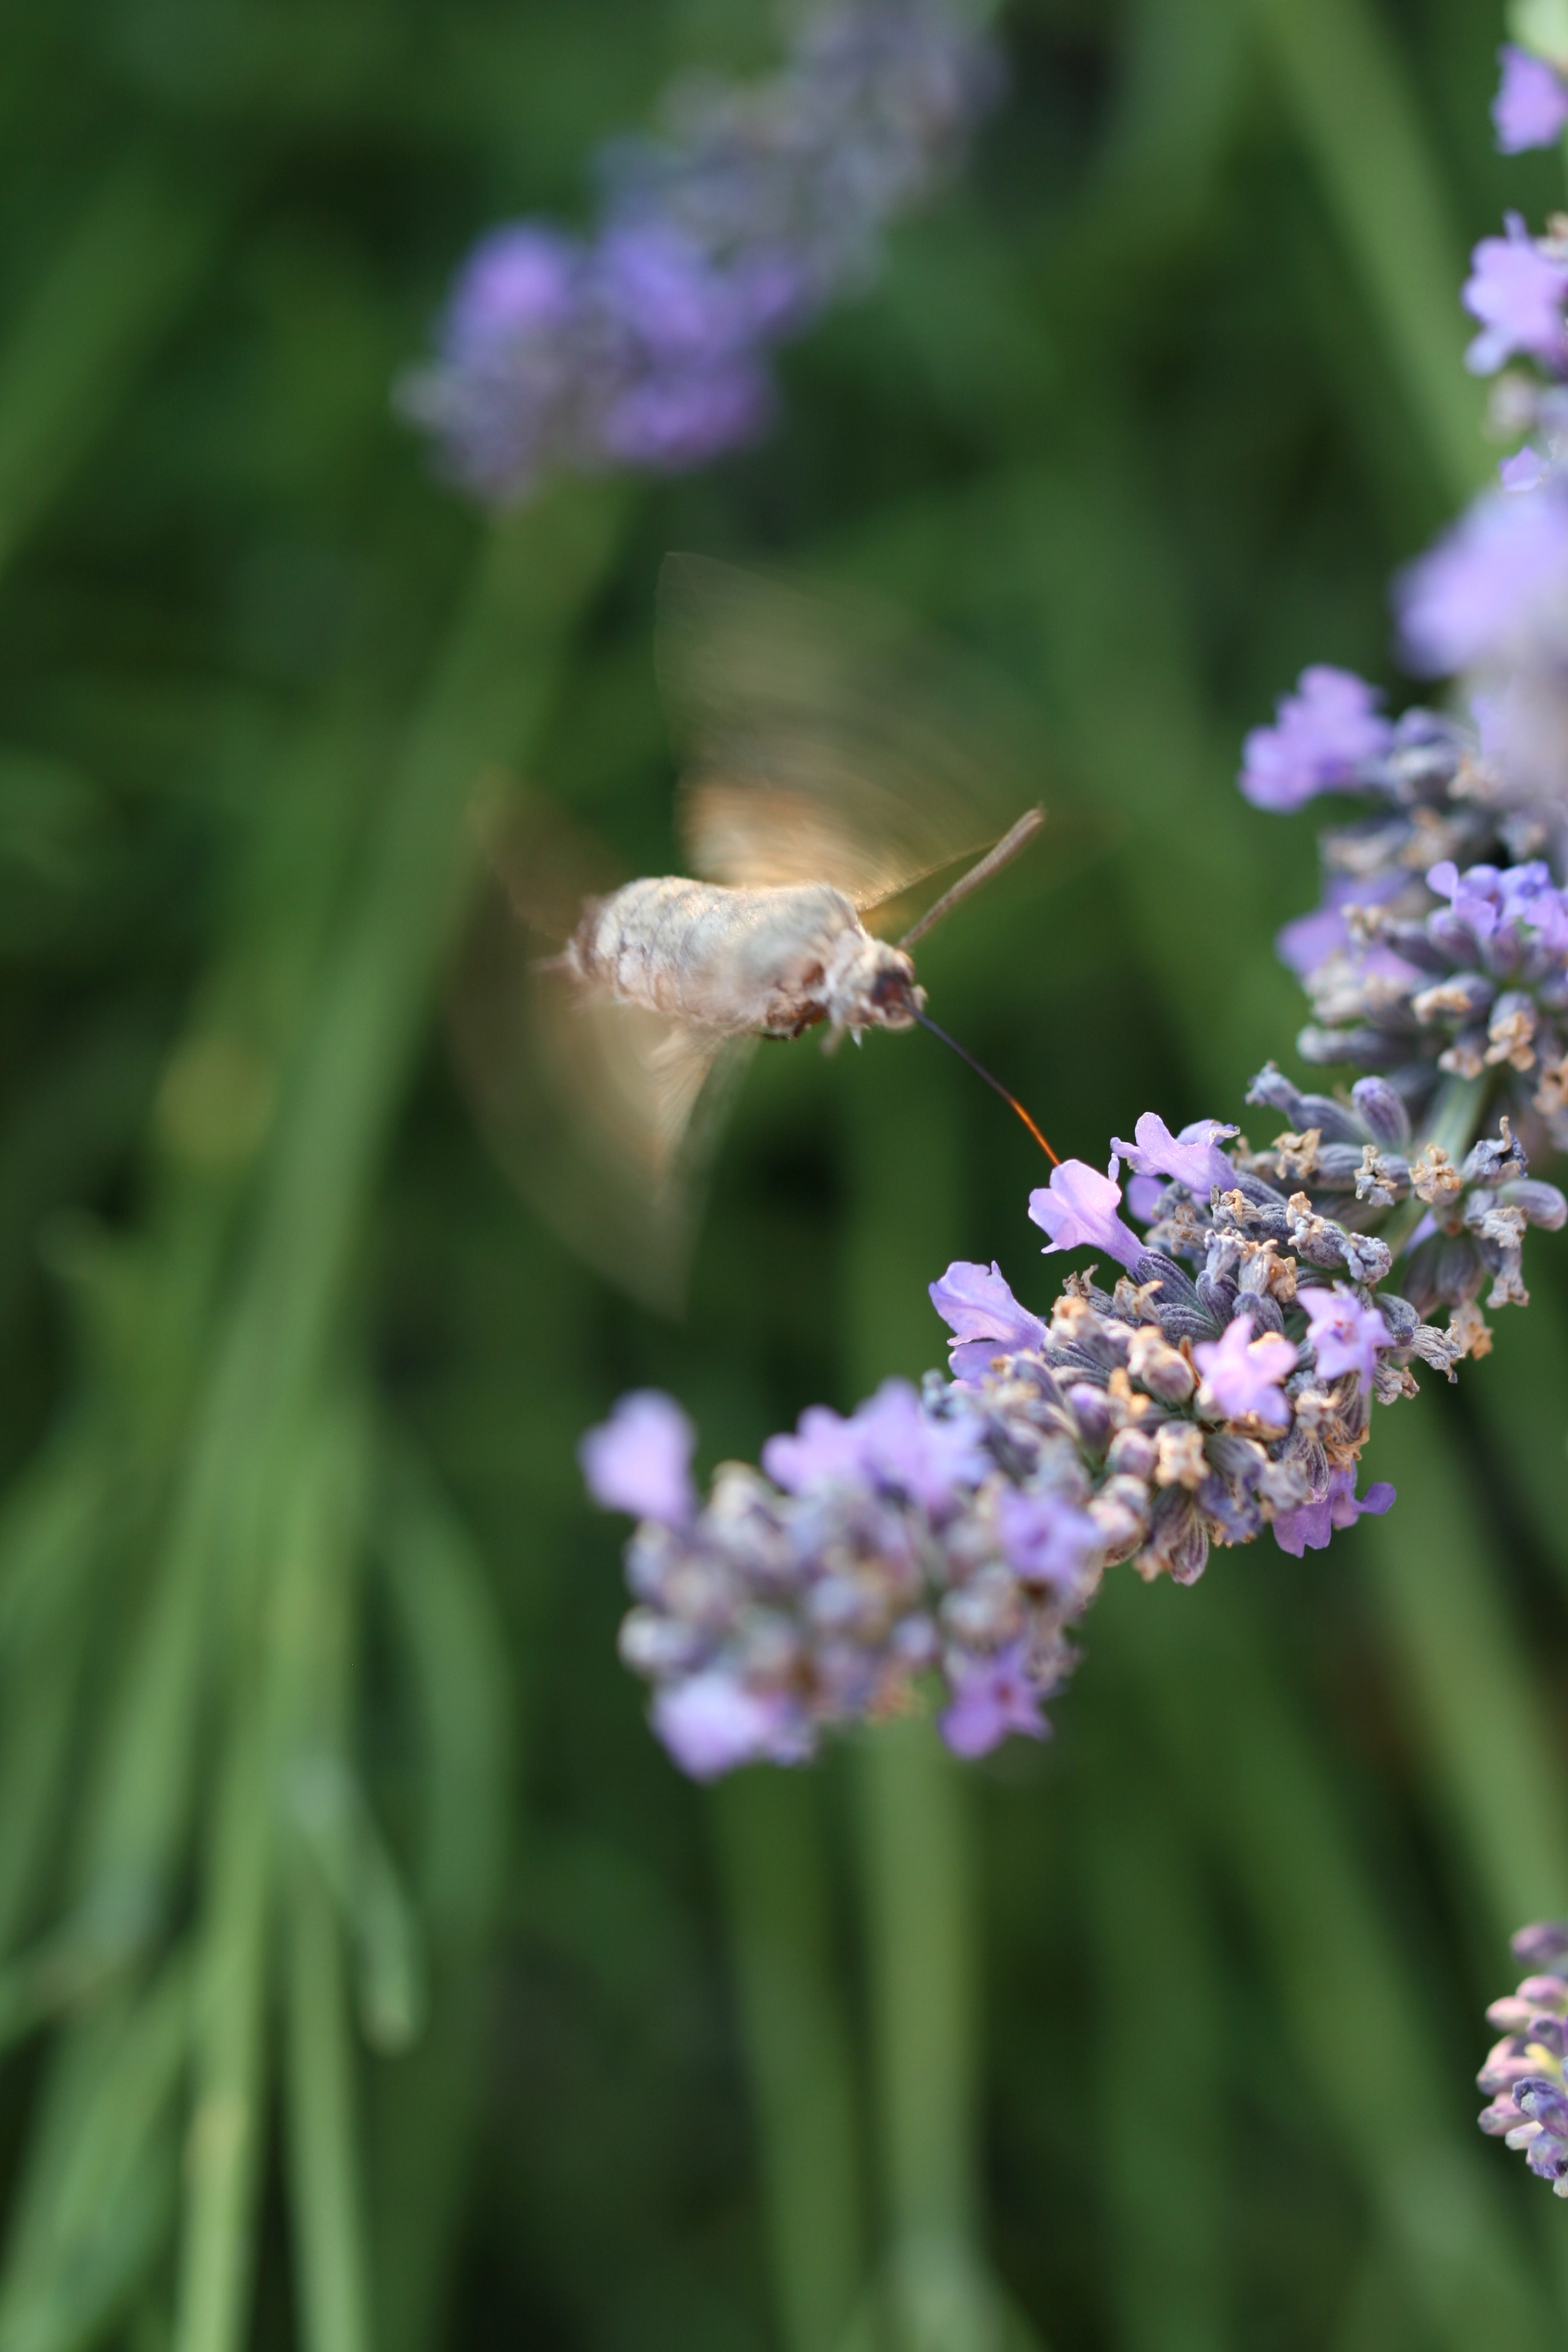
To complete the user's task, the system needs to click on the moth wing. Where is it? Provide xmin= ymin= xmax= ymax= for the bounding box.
xmin=446 ymin=800 xmax=751 ymax=1313
xmin=658 ymin=553 xmax=1047 ymax=908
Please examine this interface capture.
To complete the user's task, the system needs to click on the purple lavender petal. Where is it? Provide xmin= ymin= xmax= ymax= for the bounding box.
xmin=938 ymin=1638 xmax=1050 ymax=1758
xmin=1462 ymin=213 xmax=1568 ymax=375
xmin=652 ymin=1672 xmax=799 ymax=1778
xmin=1272 ymin=1465 xmax=1395 ymax=1557
xmin=1494 ymin=44 xmax=1568 ymax=152
xmin=580 ymin=1390 xmax=697 ymax=1524
xmin=1110 ymin=1111 xmax=1238 ymax=1197
xmin=1028 ymin=1160 xmax=1145 ymax=1272
xmin=995 ymin=1487 xmax=1101 ymax=1594
xmin=1298 ymin=1286 xmax=1396 ymax=1393
xmin=1192 ymin=1316 xmax=1296 ymax=1426
xmin=929 ymin=1259 xmax=1048 ymax=1362
xmin=1239 ymin=666 xmax=1394 ymax=812
xmin=762 ymin=1402 xmax=867 ymax=1493
xmin=1398 ymin=479 xmax=1568 ymax=677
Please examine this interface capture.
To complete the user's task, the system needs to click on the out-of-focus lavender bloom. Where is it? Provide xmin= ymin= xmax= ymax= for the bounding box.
xmin=1029 ymin=1159 xmax=1145 ymax=1271
xmin=1240 ymin=667 xmax=1395 ymax=812
xmin=653 ymin=1671 xmax=802 ymax=1778
xmin=1463 ymin=214 xmax=1568 ymax=374
xmin=1478 ymin=1933 xmax=1568 ymax=2194
xmin=939 ymin=1639 xmax=1049 ymax=1758
xmin=1398 ymin=479 xmax=1568 ymax=677
xmin=763 ymin=1377 xmax=985 ymax=1511
xmin=1270 ymin=1467 xmax=1396 ymax=1557
xmin=580 ymin=1390 xmax=696 ymax=1524
xmin=1192 ymin=1316 xmax=1295 ymax=1426
xmin=995 ymin=1486 xmax=1101 ymax=1595
xmin=1111 ymin=1112 xmax=1238 ymax=1197
xmin=400 ymin=0 xmax=1000 ymax=501
xmin=1494 ymin=44 xmax=1568 ymax=152
xmin=1297 ymin=1287 xmax=1394 ymax=1392
xmin=1516 ymin=1922 xmax=1568 ymax=1968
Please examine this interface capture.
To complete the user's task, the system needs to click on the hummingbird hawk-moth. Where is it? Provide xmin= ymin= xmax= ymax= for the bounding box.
xmin=452 ymin=554 xmax=1067 ymax=1309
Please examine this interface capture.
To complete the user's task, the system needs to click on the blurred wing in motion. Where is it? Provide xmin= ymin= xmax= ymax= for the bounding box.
xmin=659 ymin=554 xmax=1052 ymax=910
xmin=447 ymin=791 xmax=752 ymax=1315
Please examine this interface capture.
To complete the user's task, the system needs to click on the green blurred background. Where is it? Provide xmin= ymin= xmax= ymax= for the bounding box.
xmin=4 ymin=1 xmax=1568 ymax=2347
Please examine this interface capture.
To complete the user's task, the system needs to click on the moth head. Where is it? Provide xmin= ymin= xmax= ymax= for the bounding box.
xmin=823 ymin=931 xmax=924 ymax=1035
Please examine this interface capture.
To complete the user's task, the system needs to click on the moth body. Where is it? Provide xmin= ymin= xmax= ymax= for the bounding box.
xmin=564 ymin=876 xmax=924 ymax=1040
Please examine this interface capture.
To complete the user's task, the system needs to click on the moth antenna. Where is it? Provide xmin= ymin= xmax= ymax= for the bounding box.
xmin=896 ymin=806 xmax=1044 ymax=952
xmin=913 ymin=1009 xmax=1060 ymax=1165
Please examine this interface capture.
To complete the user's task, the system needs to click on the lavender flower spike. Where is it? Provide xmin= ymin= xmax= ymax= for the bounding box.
xmin=1494 ymin=45 xmax=1568 ymax=155
xmin=1028 ymin=1159 xmax=1145 ymax=1271
xmin=400 ymin=0 xmax=1001 ymax=503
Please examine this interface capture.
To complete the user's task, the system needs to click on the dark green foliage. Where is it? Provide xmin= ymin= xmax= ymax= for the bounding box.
xmin=0 ymin=0 xmax=1563 ymax=2346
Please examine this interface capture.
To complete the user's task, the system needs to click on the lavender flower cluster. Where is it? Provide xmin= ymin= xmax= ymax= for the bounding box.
xmin=399 ymin=0 xmax=998 ymax=501
xmin=583 ymin=1096 xmax=1563 ymax=1779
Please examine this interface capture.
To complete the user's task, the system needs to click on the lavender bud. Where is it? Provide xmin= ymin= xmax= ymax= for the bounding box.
xmin=1351 ymin=1074 xmax=1412 ymax=1145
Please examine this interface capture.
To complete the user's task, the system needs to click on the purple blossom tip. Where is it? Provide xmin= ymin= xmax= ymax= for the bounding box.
xmin=1396 ymin=479 xmax=1568 ymax=677
xmin=1028 ymin=1159 xmax=1145 ymax=1272
xmin=1271 ymin=1467 xmax=1395 ymax=1557
xmin=1462 ymin=213 xmax=1568 ymax=377
xmin=1494 ymin=44 xmax=1568 ymax=154
xmin=763 ymin=1378 xmax=985 ymax=1513
xmin=1514 ymin=1921 xmax=1568 ymax=1968
xmin=1239 ymin=666 xmax=1393 ymax=812
xmin=929 ymin=1259 xmax=1047 ymax=1377
xmin=938 ymin=1638 xmax=1050 ymax=1759
xmin=1110 ymin=1111 xmax=1238 ymax=1199
xmin=580 ymin=1390 xmax=697 ymax=1524
xmin=1192 ymin=1315 xmax=1296 ymax=1427
xmin=1298 ymin=1286 xmax=1396 ymax=1393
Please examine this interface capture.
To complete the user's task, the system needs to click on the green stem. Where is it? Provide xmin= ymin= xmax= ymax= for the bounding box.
xmin=1243 ymin=0 xmax=1489 ymax=508
xmin=1378 ymin=1071 xmax=1488 ymax=1261
xmin=710 ymin=1769 xmax=865 ymax=2352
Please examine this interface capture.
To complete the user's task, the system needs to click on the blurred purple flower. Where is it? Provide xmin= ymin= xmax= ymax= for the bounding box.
xmin=1239 ymin=666 xmax=1394 ymax=812
xmin=1111 ymin=1111 xmax=1238 ymax=1198
xmin=580 ymin=1390 xmax=697 ymax=1523
xmin=652 ymin=1672 xmax=799 ymax=1778
xmin=1028 ymin=1160 xmax=1145 ymax=1272
xmin=995 ymin=1487 xmax=1102 ymax=1595
xmin=400 ymin=0 xmax=1000 ymax=502
xmin=1271 ymin=1466 xmax=1395 ymax=1557
xmin=939 ymin=1638 xmax=1050 ymax=1758
xmin=1192 ymin=1316 xmax=1296 ymax=1426
xmin=763 ymin=1378 xmax=985 ymax=1511
xmin=1276 ymin=871 xmax=1406 ymax=978
xmin=1494 ymin=46 xmax=1568 ymax=154
xmin=1462 ymin=214 xmax=1568 ymax=375
xmin=1396 ymin=482 xmax=1568 ymax=675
